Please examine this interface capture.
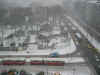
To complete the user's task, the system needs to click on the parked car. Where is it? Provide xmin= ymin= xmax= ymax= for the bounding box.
xmin=49 ymin=52 xmax=59 ymax=57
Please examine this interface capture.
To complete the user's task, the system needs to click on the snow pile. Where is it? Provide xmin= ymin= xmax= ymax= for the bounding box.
xmin=52 ymin=37 xmax=76 ymax=55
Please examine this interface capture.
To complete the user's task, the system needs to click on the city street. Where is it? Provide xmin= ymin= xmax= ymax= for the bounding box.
xmin=0 ymin=15 xmax=95 ymax=74
xmin=0 ymin=1 xmax=100 ymax=75
xmin=0 ymin=65 xmax=91 ymax=75
xmin=64 ymin=15 xmax=100 ymax=75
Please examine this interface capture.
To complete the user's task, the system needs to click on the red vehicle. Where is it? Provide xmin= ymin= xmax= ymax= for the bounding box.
xmin=30 ymin=61 xmax=43 ymax=65
xmin=44 ymin=58 xmax=65 ymax=66
xmin=46 ymin=61 xmax=64 ymax=66
xmin=30 ymin=58 xmax=65 ymax=66
xmin=15 ymin=61 xmax=26 ymax=65
xmin=2 ymin=60 xmax=26 ymax=65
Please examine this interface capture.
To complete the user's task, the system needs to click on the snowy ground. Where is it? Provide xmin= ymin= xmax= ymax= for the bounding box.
xmin=0 ymin=33 xmax=76 ymax=56
xmin=51 ymin=36 xmax=76 ymax=55
xmin=67 ymin=16 xmax=100 ymax=53
xmin=0 ymin=57 xmax=85 ymax=64
xmin=25 ymin=32 xmax=76 ymax=55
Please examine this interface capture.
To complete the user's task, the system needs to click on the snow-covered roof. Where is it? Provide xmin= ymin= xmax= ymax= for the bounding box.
xmin=64 ymin=57 xmax=85 ymax=63
xmin=30 ymin=58 xmax=43 ymax=61
xmin=44 ymin=58 xmax=64 ymax=61
xmin=3 ymin=57 xmax=26 ymax=61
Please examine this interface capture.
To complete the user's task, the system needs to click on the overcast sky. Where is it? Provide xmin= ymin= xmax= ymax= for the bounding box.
xmin=0 ymin=0 xmax=63 ymax=7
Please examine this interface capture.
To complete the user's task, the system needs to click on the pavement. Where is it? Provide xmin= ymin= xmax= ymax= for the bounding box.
xmin=0 ymin=65 xmax=92 ymax=75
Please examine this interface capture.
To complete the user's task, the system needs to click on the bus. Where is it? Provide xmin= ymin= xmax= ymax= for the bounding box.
xmin=2 ymin=58 xmax=26 ymax=65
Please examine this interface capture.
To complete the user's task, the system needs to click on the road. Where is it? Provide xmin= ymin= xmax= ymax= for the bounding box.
xmin=69 ymin=10 xmax=100 ymax=42
xmin=63 ymin=15 xmax=100 ymax=75
xmin=0 ymin=65 xmax=91 ymax=75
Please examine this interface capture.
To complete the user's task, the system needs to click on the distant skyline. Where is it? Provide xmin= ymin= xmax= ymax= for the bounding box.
xmin=0 ymin=0 xmax=64 ymax=7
